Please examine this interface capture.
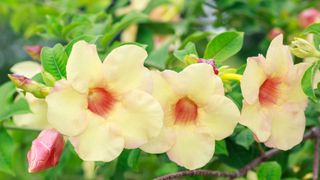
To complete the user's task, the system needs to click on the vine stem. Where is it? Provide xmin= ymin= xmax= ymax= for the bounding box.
xmin=155 ymin=127 xmax=320 ymax=180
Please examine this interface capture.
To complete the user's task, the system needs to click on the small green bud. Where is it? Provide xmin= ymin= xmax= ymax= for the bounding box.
xmin=41 ymin=71 xmax=56 ymax=87
xmin=8 ymin=74 xmax=50 ymax=98
xmin=290 ymin=38 xmax=320 ymax=58
xmin=183 ymin=54 xmax=198 ymax=65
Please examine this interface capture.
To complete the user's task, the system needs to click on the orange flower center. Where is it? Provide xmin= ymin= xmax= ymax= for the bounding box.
xmin=87 ymin=88 xmax=116 ymax=116
xmin=174 ymin=97 xmax=198 ymax=125
xmin=259 ymin=78 xmax=281 ymax=106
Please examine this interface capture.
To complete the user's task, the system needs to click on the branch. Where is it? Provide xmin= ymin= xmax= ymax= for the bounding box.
xmin=155 ymin=127 xmax=320 ymax=180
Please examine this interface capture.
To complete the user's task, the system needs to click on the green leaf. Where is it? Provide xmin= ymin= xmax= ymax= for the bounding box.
xmin=173 ymin=42 xmax=198 ymax=61
xmin=0 ymin=82 xmax=31 ymax=121
xmin=301 ymin=61 xmax=319 ymax=102
xmin=0 ymin=82 xmax=16 ymax=109
xmin=145 ymin=40 xmax=172 ymax=70
xmin=0 ymin=128 xmax=15 ymax=176
xmin=303 ymin=23 xmax=320 ymax=36
xmin=257 ymin=161 xmax=282 ymax=180
xmin=215 ymin=140 xmax=229 ymax=156
xmin=127 ymin=149 xmax=141 ymax=169
xmin=41 ymin=44 xmax=68 ymax=80
xmin=204 ymin=31 xmax=244 ymax=62
xmin=0 ymin=98 xmax=31 ymax=120
xmin=234 ymin=128 xmax=254 ymax=150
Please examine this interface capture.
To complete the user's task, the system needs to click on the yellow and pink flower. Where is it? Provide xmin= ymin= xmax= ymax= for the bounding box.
xmin=240 ymin=35 xmax=308 ymax=150
xmin=141 ymin=63 xmax=240 ymax=170
xmin=45 ymin=41 xmax=164 ymax=162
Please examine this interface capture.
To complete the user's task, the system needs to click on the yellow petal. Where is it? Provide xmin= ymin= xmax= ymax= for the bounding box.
xmin=167 ymin=127 xmax=214 ymax=170
xmin=46 ymin=82 xmax=88 ymax=136
xmin=281 ymin=63 xmax=309 ymax=103
xmin=265 ymin=34 xmax=293 ymax=76
xmin=67 ymin=41 xmax=103 ymax=93
xmin=239 ymin=103 xmax=271 ymax=142
xmin=241 ymin=56 xmax=267 ymax=104
xmin=70 ymin=111 xmax=124 ymax=161
xmin=264 ymin=103 xmax=306 ymax=150
xmin=140 ymin=127 xmax=175 ymax=153
xmin=163 ymin=63 xmax=224 ymax=104
xmin=13 ymin=93 xmax=49 ymax=129
xmin=10 ymin=61 xmax=41 ymax=78
xmin=107 ymin=90 xmax=163 ymax=149
xmin=151 ymin=70 xmax=177 ymax=107
xmin=197 ymin=95 xmax=239 ymax=140
xmin=103 ymin=45 xmax=151 ymax=93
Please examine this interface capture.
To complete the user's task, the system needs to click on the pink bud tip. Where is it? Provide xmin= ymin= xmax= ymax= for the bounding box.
xmin=197 ymin=58 xmax=219 ymax=75
xmin=299 ymin=8 xmax=320 ymax=28
xmin=27 ymin=129 xmax=64 ymax=173
xmin=268 ymin=28 xmax=283 ymax=40
xmin=24 ymin=45 xmax=43 ymax=60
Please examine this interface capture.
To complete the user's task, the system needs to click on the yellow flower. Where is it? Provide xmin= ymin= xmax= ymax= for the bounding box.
xmin=10 ymin=61 xmax=50 ymax=129
xmin=46 ymin=41 xmax=163 ymax=162
xmin=141 ymin=63 xmax=240 ymax=170
xmin=240 ymin=35 xmax=308 ymax=150
xmin=13 ymin=93 xmax=50 ymax=129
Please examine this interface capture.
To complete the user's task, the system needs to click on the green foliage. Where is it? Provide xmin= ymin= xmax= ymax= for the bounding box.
xmin=204 ymin=31 xmax=244 ymax=62
xmin=234 ymin=128 xmax=254 ymax=150
xmin=301 ymin=61 xmax=319 ymax=102
xmin=173 ymin=42 xmax=198 ymax=61
xmin=0 ymin=82 xmax=30 ymax=121
xmin=257 ymin=161 xmax=282 ymax=180
xmin=215 ymin=140 xmax=229 ymax=156
xmin=41 ymin=44 xmax=68 ymax=80
xmin=0 ymin=128 xmax=15 ymax=176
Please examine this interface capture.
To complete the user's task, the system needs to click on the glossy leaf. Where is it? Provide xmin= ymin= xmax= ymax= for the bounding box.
xmin=234 ymin=128 xmax=254 ymax=150
xmin=257 ymin=161 xmax=282 ymax=180
xmin=301 ymin=61 xmax=319 ymax=102
xmin=41 ymin=44 xmax=68 ymax=80
xmin=215 ymin=140 xmax=229 ymax=156
xmin=173 ymin=42 xmax=198 ymax=61
xmin=204 ymin=31 xmax=244 ymax=62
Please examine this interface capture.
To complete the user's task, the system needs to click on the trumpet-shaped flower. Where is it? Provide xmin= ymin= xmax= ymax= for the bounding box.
xmin=46 ymin=41 xmax=163 ymax=162
xmin=240 ymin=35 xmax=308 ymax=150
xmin=141 ymin=63 xmax=240 ymax=170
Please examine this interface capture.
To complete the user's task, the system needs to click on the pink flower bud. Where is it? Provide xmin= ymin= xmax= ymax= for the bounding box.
xmin=24 ymin=45 xmax=43 ymax=60
xmin=197 ymin=58 xmax=219 ymax=75
xmin=299 ymin=8 xmax=320 ymax=28
xmin=27 ymin=129 xmax=64 ymax=173
xmin=267 ymin=28 xmax=283 ymax=40
xmin=8 ymin=74 xmax=50 ymax=98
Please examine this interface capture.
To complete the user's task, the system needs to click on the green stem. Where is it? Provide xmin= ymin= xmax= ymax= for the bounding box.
xmin=2 ymin=124 xmax=41 ymax=132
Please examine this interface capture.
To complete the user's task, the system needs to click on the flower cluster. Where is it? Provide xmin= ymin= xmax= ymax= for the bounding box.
xmin=10 ymin=34 xmax=309 ymax=172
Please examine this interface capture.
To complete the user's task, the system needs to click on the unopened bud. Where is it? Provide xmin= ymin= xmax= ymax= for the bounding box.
xmin=183 ymin=54 xmax=198 ymax=65
xmin=41 ymin=71 xmax=56 ymax=87
xmin=268 ymin=28 xmax=283 ymax=40
xmin=290 ymin=38 xmax=320 ymax=58
xmin=27 ymin=129 xmax=64 ymax=173
xmin=24 ymin=45 xmax=43 ymax=60
xmin=299 ymin=8 xmax=320 ymax=28
xmin=8 ymin=74 xmax=50 ymax=98
xmin=197 ymin=58 xmax=219 ymax=75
